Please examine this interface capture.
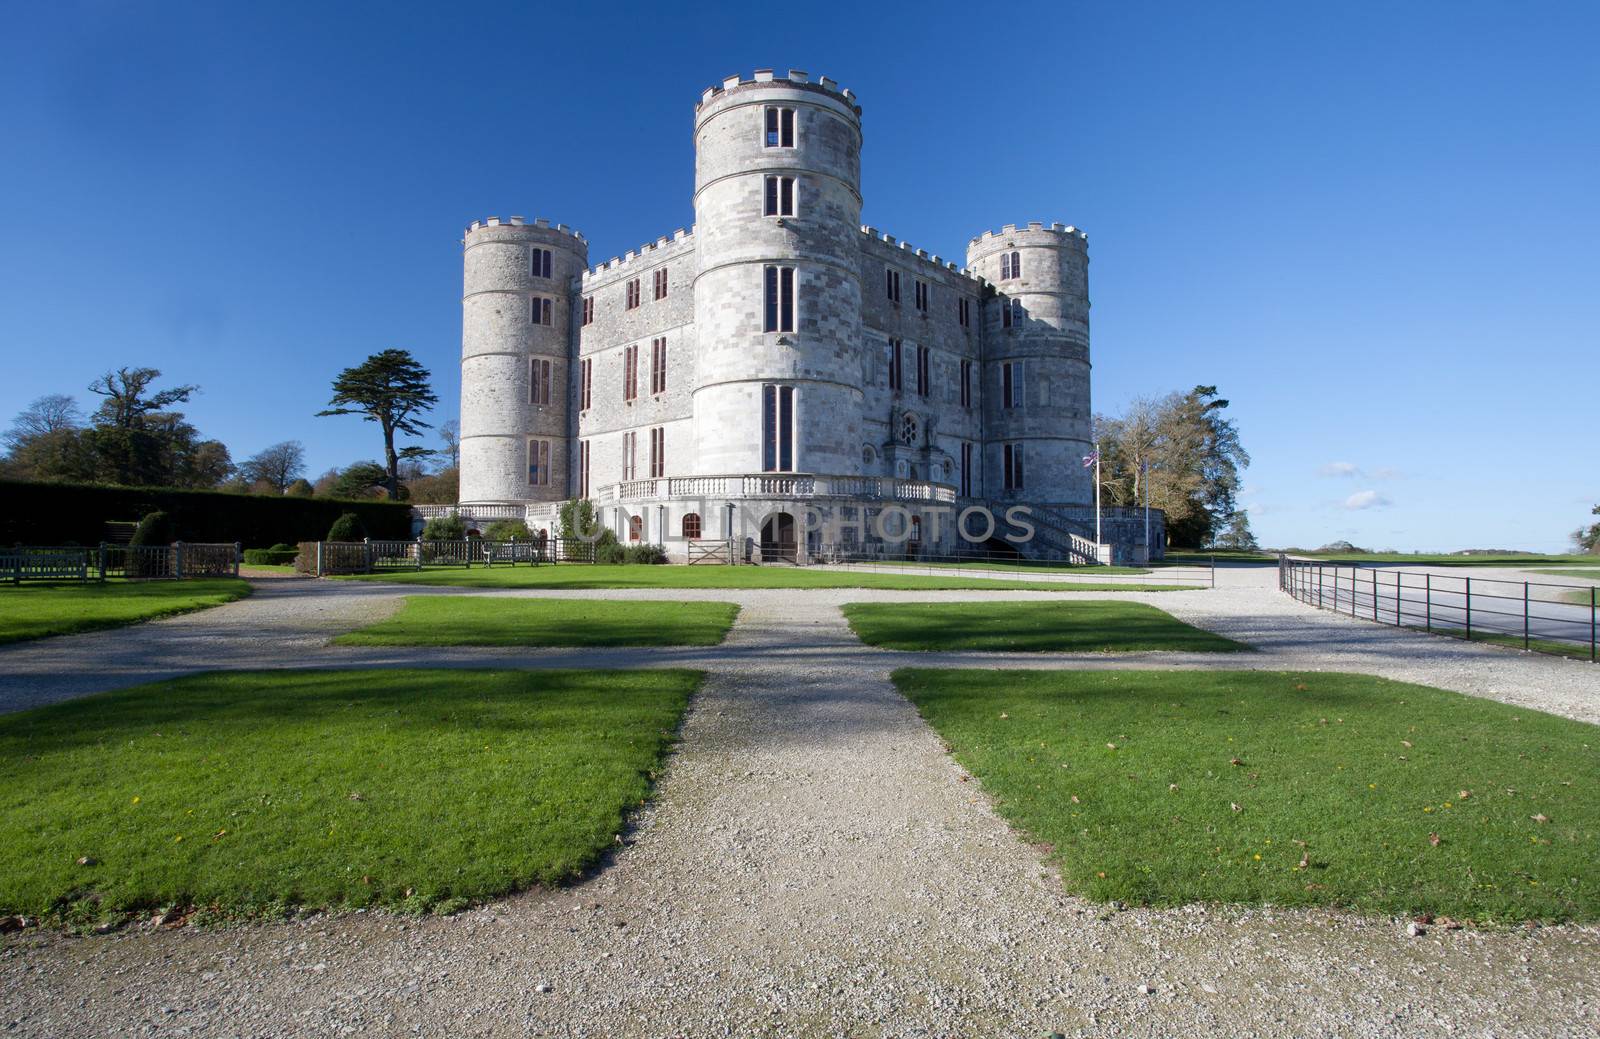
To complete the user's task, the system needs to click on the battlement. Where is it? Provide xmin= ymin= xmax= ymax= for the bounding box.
xmin=464 ymin=216 xmax=587 ymax=243
xmin=583 ymin=226 xmax=696 ymax=279
xmin=696 ymin=69 xmax=860 ymax=115
xmin=969 ymin=221 xmax=1088 ymax=248
xmin=859 ymin=225 xmax=981 ymax=281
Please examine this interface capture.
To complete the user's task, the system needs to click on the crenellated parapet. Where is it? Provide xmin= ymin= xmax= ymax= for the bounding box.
xmin=696 ymin=68 xmax=859 ymax=115
xmin=463 ymin=215 xmax=586 ymax=243
xmin=859 ymin=225 xmax=985 ymax=283
xmin=583 ymin=226 xmax=696 ymax=280
xmin=969 ymin=221 xmax=1088 ymax=250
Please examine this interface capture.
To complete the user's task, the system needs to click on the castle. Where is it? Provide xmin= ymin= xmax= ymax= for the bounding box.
xmin=449 ymin=69 xmax=1162 ymax=563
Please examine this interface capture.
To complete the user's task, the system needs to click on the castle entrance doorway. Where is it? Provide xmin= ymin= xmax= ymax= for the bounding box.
xmin=760 ymin=512 xmax=797 ymax=563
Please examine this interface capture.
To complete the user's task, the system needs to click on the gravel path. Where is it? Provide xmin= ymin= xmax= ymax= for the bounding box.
xmin=2 ymin=567 xmax=1598 ymax=1037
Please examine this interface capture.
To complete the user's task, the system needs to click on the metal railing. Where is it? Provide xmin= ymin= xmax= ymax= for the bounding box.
xmin=812 ymin=545 xmax=1214 ymax=587
xmin=1279 ymin=556 xmax=1598 ymax=661
xmin=3 ymin=543 xmax=241 ymax=583
xmin=301 ymin=537 xmax=598 ymax=577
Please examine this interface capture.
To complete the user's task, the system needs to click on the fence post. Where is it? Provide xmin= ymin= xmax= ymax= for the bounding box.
xmin=1372 ymin=569 xmax=1379 ymax=621
xmin=234 ymin=542 xmax=242 ymax=578
xmin=174 ymin=541 xmax=185 ymax=581
xmin=416 ymin=537 xmax=424 ymax=570
xmin=1210 ymin=555 xmax=1216 ymax=588
xmin=363 ymin=537 xmax=373 ymax=574
xmin=1591 ymin=587 xmax=1596 ymax=663
xmin=98 ymin=542 xmax=107 ymax=582
xmin=1524 ymin=581 xmax=1530 ymax=650
xmin=1465 ymin=577 xmax=1472 ymax=641
xmin=1396 ymin=571 xmax=1402 ymax=626
xmin=1425 ymin=573 xmax=1431 ymax=631
xmin=1317 ymin=566 xmax=1324 ymax=609
xmin=316 ymin=540 xmax=324 ymax=578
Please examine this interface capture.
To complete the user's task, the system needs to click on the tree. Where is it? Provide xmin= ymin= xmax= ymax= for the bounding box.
xmin=88 ymin=368 xmax=198 ymax=430
xmin=1575 ymin=505 xmax=1600 ymax=554
xmin=317 ymin=349 xmax=437 ymax=499
xmin=327 ymin=461 xmax=390 ymax=500
xmin=406 ymin=468 xmax=459 ymax=504
xmin=2 ymin=394 xmax=89 ymax=481
xmin=1213 ymin=509 xmax=1259 ymax=551
xmin=240 ymin=440 xmax=306 ymax=494
xmin=285 ymin=478 xmax=315 ymax=498
xmin=80 ymin=367 xmax=211 ymax=486
xmin=438 ymin=419 xmax=461 ymax=471
xmin=1094 ymin=385 xmax=1250 ymax=549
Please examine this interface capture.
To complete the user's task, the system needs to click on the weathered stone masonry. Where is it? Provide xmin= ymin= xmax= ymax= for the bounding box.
xmin=453 ymin=69 xmax=1163 ymax=562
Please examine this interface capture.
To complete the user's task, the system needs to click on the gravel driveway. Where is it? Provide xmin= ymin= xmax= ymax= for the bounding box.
xmin=2 ymin=567 xmax=1597 ymax=1037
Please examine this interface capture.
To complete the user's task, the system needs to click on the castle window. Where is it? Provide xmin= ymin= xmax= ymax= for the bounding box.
xmin=763 ymin=265 xmax=795 ymax=332
xmin=530 ymin=297 xmax=553 ymax=326
xmin=909 ymin=515 xmax=922 ymax=543
xmin=762 ymin=384 xmax=795 ymax=472
xmin=581 ymin=295 xmax=594 ymax=326
xmin=1002 ymin=361 xmax=1023 ymax=409
xmin=682 ymin=512 xmax=702 ymax=539
xmin=914 ymin=279 xmax=928 ymax=313
xmin=653 ymin=267 xmax=668 ymax=300
xmin=1000 ymin=250 xmax=1021 ymax=280
xmin=526 ymin=438 xmax=551 ymax=487
xmin=898 ymin=412 xmax=919 ymax=446
xmin=579 ymin=439 xmax=590 ymax=498
xmin=960 ymin=359 xmax=973 ymax=408
xmin=764 ymin=175 xmax=795 ymax=217
xmin=1001 ymin=297 xmax=1022 ymax=329
xmin=960 ymin=442 xmax=973 ymax=496
xmin=649 ymin=426 xmax=664 ymax=478
xmin=885 ymin=268 xmax=900 ymax=304
xmin=915 ymin=345 xmax=930 ymax=397
xmin=887 ymin=339 xmax=903 ymax=392
xmin=650 ymin=337 xmax=667 ymax=395
xmin=580 ymin=358 xmax=592 ymax=411
xmin=1003 ymin=443 xmax=1025 ymax=491
xmin=958 ymin=297 xmax=971 ymax=328
xmin=625 ymin=278 xmax=640 ymax=310
xmin=623 ymin=344 xmax=639 ymax=401
xmin=529 ymin=357 xmax=552 ymax=406
xmin=622 ymin=430 xmax=637 ymax=480
xmin=628 ymin=515 xmax=642 ymax=541
xmin=530 ymin=247 xmax=552 ymax=279
xmin=764 ymin=106 xmax=795 ymax=148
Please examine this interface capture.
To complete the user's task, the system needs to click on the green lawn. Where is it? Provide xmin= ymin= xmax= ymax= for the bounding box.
xmin=1164 ymin=550 xmax=1277 ymax=564
xmin=337 ymin=564 xmax=1191 ymax=593
xmin=1418 ymin=626 xmax=1595 ymax=662
xmin=334 ymin=597 xmax=740 ymax=647
xmin=0 ymin=579 xmax=252 ymax=644
xmin=1529 ymin=568 xmax=1600 ymax=580
xmin=0 ymin=668 xmax=699 ymax=925
xmin=1300 ymin=552 xmax=1600 ymax=567
xmin=895 ymin=669 xmax=1599 ymax=922
xmin=851 ymin=560 xmax=1152 ymax=575
xmin=843 ymin=601 xmax=1246 ymax=653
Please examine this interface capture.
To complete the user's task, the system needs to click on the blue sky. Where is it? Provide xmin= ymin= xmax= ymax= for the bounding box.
xmin=1 ymin=1 xmax=1595 ymax=551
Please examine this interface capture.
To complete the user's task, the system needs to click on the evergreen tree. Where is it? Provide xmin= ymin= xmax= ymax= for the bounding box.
xmin=317 ymin=349 xmax=437 ymax=499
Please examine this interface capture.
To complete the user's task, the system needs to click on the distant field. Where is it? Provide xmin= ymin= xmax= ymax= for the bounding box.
xmin=1163 ymin=550 xmax=1276 ymax=565
xmin=846 ymin=560 xmax=1152 ymax=575
xmin=1295 ymin=552 xmax=1600 ymax=568
xmin=1529 ymin=569 xmax=1600 ymax=580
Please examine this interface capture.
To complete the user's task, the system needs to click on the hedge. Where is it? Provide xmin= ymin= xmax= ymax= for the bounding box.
xmin=243 ymin=548 xmax=300 ymax=565
xmin=0 ymin=479 xmax=415 ymax=548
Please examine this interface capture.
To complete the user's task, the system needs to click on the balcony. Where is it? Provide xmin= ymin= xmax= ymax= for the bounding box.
xmin=600 ymin=473 xmax=958 ymax=505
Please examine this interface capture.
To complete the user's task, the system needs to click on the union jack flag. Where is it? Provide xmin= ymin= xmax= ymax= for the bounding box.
xmin=1082 ymin=451 xmax=1099 ymax=468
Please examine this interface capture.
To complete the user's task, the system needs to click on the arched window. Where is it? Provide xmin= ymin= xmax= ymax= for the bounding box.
xmin=1000 ymin=249 xmax=1021 ymax=280
xmin=628 ymin=515 xmax=642 ymax=542
xmin=682 ymin=513 xmax=702 ymax=539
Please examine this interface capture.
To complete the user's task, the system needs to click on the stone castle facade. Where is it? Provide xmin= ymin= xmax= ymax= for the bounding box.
xmin=453 ymin=69 xmax=1162 ymax=562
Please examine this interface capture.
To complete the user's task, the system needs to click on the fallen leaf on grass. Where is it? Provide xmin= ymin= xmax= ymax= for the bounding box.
xmin=1531 ymin=814 xmax=1550 ymax=824
xmin=1230 ymin=802 xmax=1242 ymax=813
xmin=1428 ymin=833 xmax=1441 ymax=847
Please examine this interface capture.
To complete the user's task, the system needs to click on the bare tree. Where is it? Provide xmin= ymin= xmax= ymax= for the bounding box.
xmin=4 ymin=394 xmax=82 ymax=449
xmin=240 ymin=440 xmax=307 ymax=494
xmin=438 ymin=419 xmax=461 ymax=471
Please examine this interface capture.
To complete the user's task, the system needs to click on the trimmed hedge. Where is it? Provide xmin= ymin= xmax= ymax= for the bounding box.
xmin=0 ymin=479 xmax=414 ymax=549
xmin=243 ymin=548 xmax=300 ymax=565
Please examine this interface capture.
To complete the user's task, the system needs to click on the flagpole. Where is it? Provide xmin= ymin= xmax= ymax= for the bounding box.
xmin=1094 ymin=441 xmax=1102 ymax=553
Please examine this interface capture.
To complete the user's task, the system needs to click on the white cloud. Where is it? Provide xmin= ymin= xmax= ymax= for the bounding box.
xmin=1343 ymin=490 xmax=1391 ymax=510
xmin=1319 ymin=462 xmax=1360 ymax=478
xmin=1372 ymin=467 xmax=1403 ymax=480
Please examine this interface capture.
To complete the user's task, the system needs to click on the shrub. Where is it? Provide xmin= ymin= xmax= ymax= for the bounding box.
xmin=482 ymin=519 xmax=531 ymax=541
xmin=129 ymin=511 xmax=175 ymax=547
xmin=327 ymin=512 xmax=367 ymax=542
xmin=595 ymin=539 xmax=626 ymax=565
xmin=623 ymin=543 xmax=668 ymax=565
xmin=422 ymin=514 xmax=468 ymax=541
xmin=243 ymin=548 xmax=299 ymax=565
xmin=268 ymin=542 xmax=294 ymax=553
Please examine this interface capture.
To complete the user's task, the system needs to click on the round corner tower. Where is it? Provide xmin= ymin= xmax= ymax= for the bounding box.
xmin=690 ymin=70 xmax=865 ymax=476
xmin=967 ymin=222 xmax=1092 ymax=504
xmin=458 ymin=216 xmax=587 ymax=506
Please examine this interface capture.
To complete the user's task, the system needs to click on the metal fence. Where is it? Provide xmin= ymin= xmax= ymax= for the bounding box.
xmin=3 ymin=543 xmax=241 ymax=583
xmin=812 ymin=545 xmax=1216 ymax=587
xmin=1279 ymin=556 xmax=1598 ymax=661
xmin=300 ymin=537 xmax=598 ymax=576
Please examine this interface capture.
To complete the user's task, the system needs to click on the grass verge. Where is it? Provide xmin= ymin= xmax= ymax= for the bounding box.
xmin=848 ymin=560 xmax=1152 ymax=575
xmin=0 ymin=668 xmax=700 ymax=925
xmin=843 ymin=601 xmax=1246 ymax=652
xmin=894 ymin=668 xmax=1599 ymax=922
xmin=336 ymin=564 xmax=1190 ymax=593
xmin=0 ymin=579 xmax=252 ymax=644
xmin=1299 ymin=553 xmax=1600 ymax=567
xmin=334 ymin=597 xmax=740 ymax=647
xmin=1417 ymin=626 xmax=1596 ymax=662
